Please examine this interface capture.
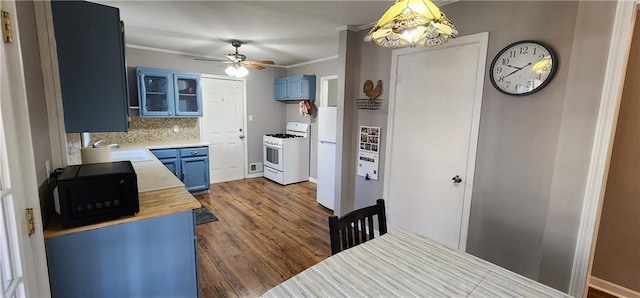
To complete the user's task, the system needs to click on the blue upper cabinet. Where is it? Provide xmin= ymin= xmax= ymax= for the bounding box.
xmin=137 ymin=68 xmax=174 ymax=117
xmin=137 ymin=67 xmax=203 ymax=117
xmin=274 ymin=75 xmax=316 ymax=101
xmin=174 ymin=72 xmax=203 ymax=116
xmin=274 ymin=78 xmax=287 ymax=99
xmin=51 ymin=0 xmax=129 ymax=133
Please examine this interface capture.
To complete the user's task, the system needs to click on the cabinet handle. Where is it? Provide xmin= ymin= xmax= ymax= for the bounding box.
xmin=182 ymin=172 xmax=186 ymax=180
xmin=192 ymin=151 xmax=198 ymax=155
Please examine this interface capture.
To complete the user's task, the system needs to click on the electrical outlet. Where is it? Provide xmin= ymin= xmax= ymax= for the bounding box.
xmin=45 ymin=160 xmax=51 ymax=183
xmin=249 ymin=115 xmax=253 ymax=122
xmin=173 ymin=125 xmax=179 ymax=133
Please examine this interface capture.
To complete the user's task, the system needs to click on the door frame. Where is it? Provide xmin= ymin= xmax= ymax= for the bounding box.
xmin=2 ymin=0 xmax=51 ymax=295
xmin=569 ymin=1 xmax=638 ymax=297
xmin=319 ymin=75 xmax=338 ymax=108
xmin=198 ymin=74 xmax=249 ymax=179
xmin=34 ymin=0 xmax=67 ymax=169
xmin=383 ymin=32 xmax=489 ymax=252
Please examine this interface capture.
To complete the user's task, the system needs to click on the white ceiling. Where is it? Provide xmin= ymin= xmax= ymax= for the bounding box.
xmin=95 ymin=1 xmax=399 ymax=67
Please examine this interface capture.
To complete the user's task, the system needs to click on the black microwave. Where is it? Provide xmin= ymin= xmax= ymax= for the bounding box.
xmin=55 ymin=161 xmax=139 ymax=228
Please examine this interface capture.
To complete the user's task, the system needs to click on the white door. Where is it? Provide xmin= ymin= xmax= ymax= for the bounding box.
xmin=384 ymin=33 xmax=488 ymax=250
xmin=200 ymin=77 xmax=245 ymax=183
xmin=1 ymin=0 xmax=50 ymax=296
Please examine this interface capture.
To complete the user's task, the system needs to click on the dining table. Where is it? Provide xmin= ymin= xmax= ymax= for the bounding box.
xmin=263 ymin=229 xmax=573 ymax=297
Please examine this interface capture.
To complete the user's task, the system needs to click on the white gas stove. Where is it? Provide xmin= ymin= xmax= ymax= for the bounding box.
xmin=263 ymin=122 xmax=310 ymax=185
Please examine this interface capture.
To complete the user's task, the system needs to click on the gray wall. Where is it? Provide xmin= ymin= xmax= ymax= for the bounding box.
xmin=339 ymin=0 xmax=616 ymax=292
xmin=538 ymin=1 xmax=615 ymax=290
xmin=286 ymin=58 xmax=339 ymax=179
xmin=335 ymin=29 xmax=359 ymax=216
xmin=17 ymin=0 xmax=54 ymax=226
xmin=351 ymin=30 xmax=391 ymax=210
xmin=448 ymin=0 xmax=578 ymax=281
xmin=126 ymin=47 xmax=286 ymax=169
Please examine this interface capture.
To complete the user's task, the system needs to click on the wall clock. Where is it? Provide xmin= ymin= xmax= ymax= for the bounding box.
xmin=489 ymin=40 xmax=558 ymax=96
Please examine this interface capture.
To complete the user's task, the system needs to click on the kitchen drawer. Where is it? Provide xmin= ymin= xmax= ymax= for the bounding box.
xmin=150 ymin=149 xmax=178 ymax=159
xmin=264 ymin=167 xmax=284 ymax=184
xmin=180 ymin=147 xmax=208 ymax=158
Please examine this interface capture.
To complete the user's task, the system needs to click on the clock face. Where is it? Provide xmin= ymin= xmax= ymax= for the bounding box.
xmin=490 ymin=41 xmax=557 ymax=96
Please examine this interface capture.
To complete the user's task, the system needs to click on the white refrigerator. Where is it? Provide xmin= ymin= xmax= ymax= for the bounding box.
xmin=317 ymin=107 xmax=337 ymax=210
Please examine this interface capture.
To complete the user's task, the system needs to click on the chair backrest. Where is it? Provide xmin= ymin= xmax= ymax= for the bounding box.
xmin=328 ymin=199 xmax=387 ymax=255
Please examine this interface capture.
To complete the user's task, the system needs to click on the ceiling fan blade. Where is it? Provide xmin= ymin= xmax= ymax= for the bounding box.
xmin=245 ymin=60 xmax=275 ymax=65
xmin=244 ymin=64 xmax=265 ymax=70
xmin=195 ymin=58 xmax=228 ymax=62
xmin=226 ymin=54 xmax=239 ymax=62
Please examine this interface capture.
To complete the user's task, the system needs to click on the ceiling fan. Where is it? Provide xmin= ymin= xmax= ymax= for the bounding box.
xmin=195 ymin=41 xmax=275 ymax=77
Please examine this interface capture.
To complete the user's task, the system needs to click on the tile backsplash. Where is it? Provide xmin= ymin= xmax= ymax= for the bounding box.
xmin=66 ymin=117 xmax=200 ymax=164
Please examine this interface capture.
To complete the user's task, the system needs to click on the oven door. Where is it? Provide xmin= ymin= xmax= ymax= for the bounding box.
xmin=263 ymin=144 xmax=283 ymax=172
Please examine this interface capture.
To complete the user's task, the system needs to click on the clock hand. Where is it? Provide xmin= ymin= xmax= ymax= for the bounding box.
xmin=503 ymin=62 xmax=532 ymax=78
xmin=503 ymin=69 xmax=520 ymax=78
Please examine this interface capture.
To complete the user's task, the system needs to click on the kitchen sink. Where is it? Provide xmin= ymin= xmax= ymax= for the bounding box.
xmin=110 ymin=150 xmax=153 ymax=162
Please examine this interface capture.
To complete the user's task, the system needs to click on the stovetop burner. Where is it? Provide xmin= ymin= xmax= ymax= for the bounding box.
xmin=267 ymin=134 xmax=302 ymax=139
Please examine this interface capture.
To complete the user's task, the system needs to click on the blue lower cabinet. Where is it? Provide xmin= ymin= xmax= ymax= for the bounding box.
xmin=150 ymin=149 xmax=180 ymax=177
xmin=160 ymin=157 xmax=180 ymax=177
xmin=181 ymin=156 xmax=209 ymax=192
xmin=151 ymin=147 xmax=209 ymax=193
xmin=45 ymin=211 xmax=198 ymax=298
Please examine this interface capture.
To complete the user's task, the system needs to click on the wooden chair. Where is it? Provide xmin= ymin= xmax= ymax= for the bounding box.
xmin=328 ymin=199 xmax=387 ymax=255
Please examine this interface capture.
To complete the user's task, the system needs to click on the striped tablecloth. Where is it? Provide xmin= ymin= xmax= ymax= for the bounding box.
xmin=263 ymin=229 xmax=572 ymax=297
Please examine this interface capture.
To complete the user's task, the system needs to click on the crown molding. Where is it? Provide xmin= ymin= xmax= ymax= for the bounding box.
xmin=335 ymin=25 xmax=359 ymax=32
xmin=286 ymin=55 xmax=339 ymax=69
xmin=355 ymin=22 xmax=376 ymax=32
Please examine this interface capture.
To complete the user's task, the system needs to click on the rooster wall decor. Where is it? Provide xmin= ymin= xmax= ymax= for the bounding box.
xmin=363 ymin=80 xmax=382 ymax=101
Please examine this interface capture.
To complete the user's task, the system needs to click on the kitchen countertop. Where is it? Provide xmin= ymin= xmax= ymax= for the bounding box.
xmin=113 ymin=140 xmax=210 ymax=192
xmin=44 ymin=140 xmax=208 ymax=239
xmin=44 ymin=186 xmax=200 ymax=239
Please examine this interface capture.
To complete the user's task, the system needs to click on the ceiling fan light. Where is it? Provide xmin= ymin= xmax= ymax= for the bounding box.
xmin=236 ymin=65 xmax=249 ymax=77
xmin=225 ymin=65 xmax=237 ymax=77
xmin=225 ymin=64 xmax=249 ymax=78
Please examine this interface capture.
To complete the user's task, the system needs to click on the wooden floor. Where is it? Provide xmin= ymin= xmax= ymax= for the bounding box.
xmin=195 ymin=178 xmax=333 ymax=298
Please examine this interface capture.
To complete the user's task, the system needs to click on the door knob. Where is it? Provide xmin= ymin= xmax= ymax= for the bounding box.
xmin=239 ymin=135 xmax=245 ymax=139
xmin=452 ymin=175 xmax=462 ymax=183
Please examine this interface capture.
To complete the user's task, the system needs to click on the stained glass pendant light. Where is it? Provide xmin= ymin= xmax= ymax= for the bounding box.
xmin=364 ymin=0 xmax=458 ymax=48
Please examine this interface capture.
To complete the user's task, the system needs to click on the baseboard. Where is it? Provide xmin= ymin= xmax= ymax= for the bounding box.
xmin=590 ymin=276 xmax=640 ymax=298
xmin=308 ymin=177 xmax=317 ymax=184
xmin=246 ymin=172 xmax=264 ymax=179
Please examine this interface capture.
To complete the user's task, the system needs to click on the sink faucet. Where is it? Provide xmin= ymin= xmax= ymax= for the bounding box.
xmin=92 ymin=140 xmax=120 ymax=149
xmin=92 ymin=140 xmax=106 ymax=148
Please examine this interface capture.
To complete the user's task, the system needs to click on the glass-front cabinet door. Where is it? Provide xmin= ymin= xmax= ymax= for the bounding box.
xmin=136 ymin=67 xmax=203 ymax=118
xmin=137 ymin=68 xmax=174 ymax=117
xmin=174 ymin=72 xmax=202 ymax=116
